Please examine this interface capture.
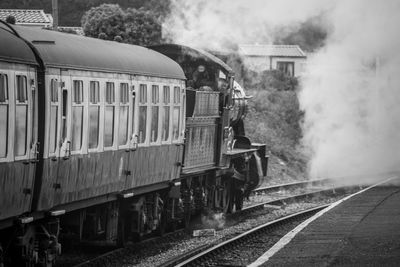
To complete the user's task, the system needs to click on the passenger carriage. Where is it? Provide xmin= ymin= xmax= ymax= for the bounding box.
xmin=0 ymin=21 xmax=267 ymax=266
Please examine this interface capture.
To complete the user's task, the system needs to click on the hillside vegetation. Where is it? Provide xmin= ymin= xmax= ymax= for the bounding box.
xmin=243 ymin=70 xmax=307 ymax=182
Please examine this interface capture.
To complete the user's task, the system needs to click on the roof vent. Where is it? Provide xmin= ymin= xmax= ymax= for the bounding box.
xmin=32 ymin=40 xmax=55 ymax=44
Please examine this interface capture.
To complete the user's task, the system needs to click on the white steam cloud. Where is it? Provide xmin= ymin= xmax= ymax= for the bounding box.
xmin=164 ymin=0 xmax=332 ymax=51
xmin=300 ymin=0 xmax=400 ymax=181
xmin=165 ymin=1 xmax=400 ymax=182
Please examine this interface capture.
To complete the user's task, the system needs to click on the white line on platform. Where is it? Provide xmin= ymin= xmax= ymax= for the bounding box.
xmin=247 ymin=176 xmax=398 ymax=267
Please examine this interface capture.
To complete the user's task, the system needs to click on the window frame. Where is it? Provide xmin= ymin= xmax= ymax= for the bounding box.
xmin=0 ymin=72 xmax=10 ymax=161
xmin=138 ymin=83 xmax=149 ymax=146
xmin=14 ymin=73 xmax=30 ymax=160
xmin=276 ymin=61 xmax=295 ymax=77
xmin=149 ymin=84 xmax=161 ymax=145
xmin=88 ymin=80 xmax=101 ymax=152
xmin=172 ymin=85 xmax=183 ymax=144
xmin=161 ymin=85 xmax=172 ymax=144
xmin=104 ymin=81 xmax=116 ymax=150
xmin=118 ymin=82 xmax=131 ymax=148
xmin=70 ymin=79 xmax=85 ymax=154
xmin=47 ymin=78 xmax=61 ymax=157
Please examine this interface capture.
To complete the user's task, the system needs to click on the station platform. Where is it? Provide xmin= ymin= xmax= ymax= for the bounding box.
xmin=250 ymin=177 xmax=400 ymax=266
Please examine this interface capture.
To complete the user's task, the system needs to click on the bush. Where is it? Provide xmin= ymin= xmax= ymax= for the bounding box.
xmin=244 ymin=69 xmax=299 ymax=91
xmin=243 ymin=69 xmax=305 ymax=169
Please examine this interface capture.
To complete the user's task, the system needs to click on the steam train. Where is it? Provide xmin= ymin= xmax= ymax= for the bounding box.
xmin=0 ymin=21 xmax=267 ymax=266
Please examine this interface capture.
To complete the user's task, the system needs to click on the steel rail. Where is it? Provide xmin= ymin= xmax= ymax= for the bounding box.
xmin=252 ymin=178 xmax=333 ymax=196
xmin=163 ymin=205 xmax=329 ymax=267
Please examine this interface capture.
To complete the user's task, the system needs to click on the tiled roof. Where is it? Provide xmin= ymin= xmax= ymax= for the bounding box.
xmin=239 ymin=44 xmax=306 ymax=57
xmin=0 ymin=9 xmax=51 ymax=24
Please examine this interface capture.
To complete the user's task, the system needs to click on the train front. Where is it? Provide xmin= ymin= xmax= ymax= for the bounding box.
xmin=150 ymin=44 xmax=268 ymax=214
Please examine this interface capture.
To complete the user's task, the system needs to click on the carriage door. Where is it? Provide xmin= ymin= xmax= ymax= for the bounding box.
xmin=122 ymin=78 xmax=137 ymax=188
xmin=44 ymin=72 xmax=63 ymax=208
xmin=15 ymin=69 xmax=38 ymax=213
xmin=52 ymin=71 xmax=72 ymax=205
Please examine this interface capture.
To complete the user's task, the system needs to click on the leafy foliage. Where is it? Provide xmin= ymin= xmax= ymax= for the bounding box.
xmin=0 ymin=0 xmax=169 ymax=26
xmin=243 ymin=69 xmax=305 ymax=170
xmin=80 ymin=4 xmax=162 ymax=46
xmin=123 ymin=8 xmax=162 ymax=46
xmin=274 ymin=14 xmax=329 ymax=52
xmin=245 ymin=69 xmax=299 ymax=92
xmin=5 ymin=15 xmax=16 ymax=24
xmin=81 ymin=4 xmax=125 ymax=41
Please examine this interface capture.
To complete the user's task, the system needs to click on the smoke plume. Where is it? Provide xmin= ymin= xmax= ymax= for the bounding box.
xmin=164 ymin=0 xmax=332 ymax=51
xmin=300 ymin=0 xmax=400 ymax=181
xmin=165 ymin=0 xmax=400 ymax=183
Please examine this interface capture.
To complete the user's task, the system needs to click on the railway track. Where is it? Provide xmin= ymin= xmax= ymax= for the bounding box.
xmin=165 ymin=205 xmax=329 ymax=267
xmin=70 ymin=229 xmax=187 ymax=267
xmin=240 ymin=185 xmax=358 ymax=215
xmin=67 ymin=181 xmax=360 ymax=267
xmin=251 ymin=178 xmax=334 ymax=196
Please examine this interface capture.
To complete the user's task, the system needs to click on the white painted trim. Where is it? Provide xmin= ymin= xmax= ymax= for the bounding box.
xmin=248 ymin=176 xmax=399 ymax=267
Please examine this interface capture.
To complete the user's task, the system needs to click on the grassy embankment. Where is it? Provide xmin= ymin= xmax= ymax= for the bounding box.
xmin=243 ymin=70 xmax=308 ymax=184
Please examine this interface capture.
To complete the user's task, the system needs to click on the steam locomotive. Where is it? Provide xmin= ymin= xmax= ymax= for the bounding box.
xmin=0 ymin=21 xmax=267 ymax=266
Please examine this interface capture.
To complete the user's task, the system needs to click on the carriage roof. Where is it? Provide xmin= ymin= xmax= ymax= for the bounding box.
xmin=0 ymin=23 xmax=38 ymax=66
xmin=1 ymin=23 xmax=185 ymax=80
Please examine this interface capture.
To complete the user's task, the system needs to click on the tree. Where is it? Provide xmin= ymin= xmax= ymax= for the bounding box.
xmin=5 ymin=15 xmax=16 ymax=24
xmin=275 ymin=15 xmax=329 ymax=52
xmin=123 ymin=8 xmax=162 ymax=46
xmin=81 ymin=4 xmax=125 ymax=41
xmin=81 ymin=4 xmax=162 ymax=46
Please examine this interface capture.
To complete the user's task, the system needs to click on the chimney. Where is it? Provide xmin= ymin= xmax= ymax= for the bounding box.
xmin=52 ymin=0 xmax=58 ymax=29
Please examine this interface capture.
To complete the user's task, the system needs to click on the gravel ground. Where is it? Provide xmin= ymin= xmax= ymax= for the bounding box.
xmin=120 ymin=194 xmax=348 ymax=267
xmin=244 ymin=183 xmax=335 ymax=207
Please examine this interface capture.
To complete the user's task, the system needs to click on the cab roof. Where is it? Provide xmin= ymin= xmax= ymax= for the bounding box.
xmin=149 ymin=44 xmax=234 ymax=75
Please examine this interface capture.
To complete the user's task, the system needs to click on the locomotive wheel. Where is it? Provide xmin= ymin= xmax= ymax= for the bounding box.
xmin=184 ymin=210 xmax=191 ymax=229
xmin=222 ymin=179 xmax=233 ymax=214
xmin=157 ymin=210 xmax=167 ymax=236
xmin=234 ymin=189 xmax=244 ymax=211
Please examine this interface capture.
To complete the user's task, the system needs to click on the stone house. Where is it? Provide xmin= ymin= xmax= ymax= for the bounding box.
xmin=239 ymin=44 xmax=307 ymax=76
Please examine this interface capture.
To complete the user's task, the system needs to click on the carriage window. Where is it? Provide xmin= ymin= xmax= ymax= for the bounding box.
xmin=131 ymin=85 xmax=135 ymax=140
xmin=119 ymin=83 xmax=129 ymax=146
xmin=71 ymin=80 xmax=83 ymax=151
xmin=139 ymin=84 xmax=147 ymax=104
xmin=61 ymin=90 xmax=68 ymax=141
xmin=172 ymin=86 xmax=181 ymax=141
xmin=90 ymin=81 xmax=100 ymax=104
xmin=89 ymin=81 xmax=100 ymax=149
xmin=49 ymin=79 xmax=59 ymax=153
xmin=16 ymin=75 xmax=27 ymax=103
xmin=104 ymin=82 xmax=115 ymax=147
xmin=73 ymin=80 xmax=83 ymax=104
xmin=0 ymin=74 xmax=8 ymax=157
xmin=173 ymin=86 xmax=180 ymax=104
xmin=50 ymin=79 xmax=58 ymax=102
xmin=150 ymin=85 xmax=159 ymax=143
xmin=161 ymin=86 xmax=170 ymax=142
xmin=15 ymin=75 xmax=28 ymax=156
xmin=138 ymin=84 xmax=147 ymax=144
